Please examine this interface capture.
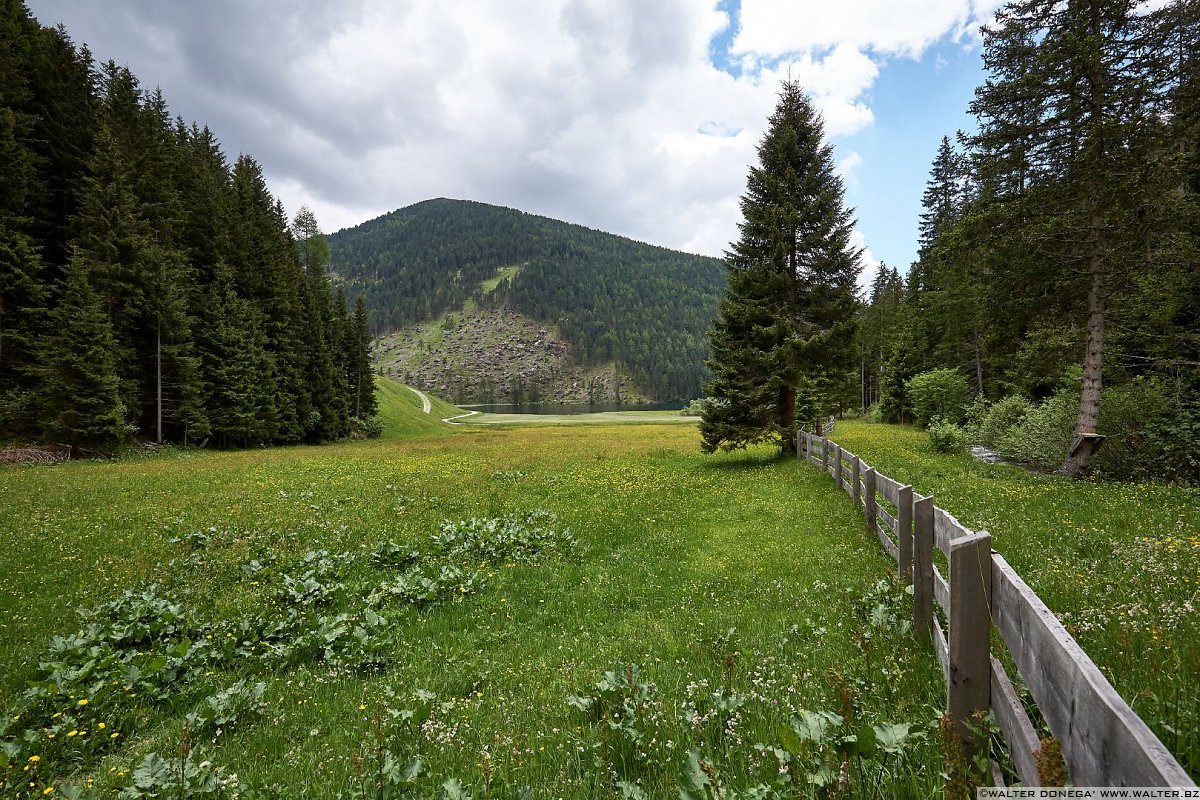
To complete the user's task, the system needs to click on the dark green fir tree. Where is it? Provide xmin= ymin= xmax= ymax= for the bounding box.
xmin=701 ymin=79 xmax=861 ymax=454
xmin=39 ymin=261 xmax=130 ymax=451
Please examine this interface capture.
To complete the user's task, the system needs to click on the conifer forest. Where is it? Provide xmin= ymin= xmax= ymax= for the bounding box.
xmin=0 ymin=1 xmax=377 ymax=452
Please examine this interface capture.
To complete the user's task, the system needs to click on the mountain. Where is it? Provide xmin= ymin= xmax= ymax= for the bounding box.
xmin=327 ymin=199 xmax=725 ymax=401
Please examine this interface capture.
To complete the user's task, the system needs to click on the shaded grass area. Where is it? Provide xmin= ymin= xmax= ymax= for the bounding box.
xmin=0 ymin=400 xmax=946 ymax=796
xmin=828 ymin=419 xmax=1200 ymax=778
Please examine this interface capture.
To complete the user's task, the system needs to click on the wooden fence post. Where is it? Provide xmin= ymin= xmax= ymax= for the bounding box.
xmin=852 ymin=457 xmax=861 ymax=508
xmin=913 ymin=495 xmax=934 ymax=643
xmin=795 ymin=426 xmax=803 ymax=459
xmin=898 ymin=485 xmax=914 ymax=583
xmin=864 ymin=468 xmax=877 ymax=534
xmin=949 ymin=530 xmax=993 ymax=758
xmin=834 ymin=447 xmax=843 ymax=490
xmin=821 ymin=437 xmax=830 ymax=472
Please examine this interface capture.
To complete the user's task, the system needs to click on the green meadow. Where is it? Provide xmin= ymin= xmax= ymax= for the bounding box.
xmin=0 ymin=382 xmax=944 ymax=798
xmin=1 ymin=385 xmax=1195 ymax=797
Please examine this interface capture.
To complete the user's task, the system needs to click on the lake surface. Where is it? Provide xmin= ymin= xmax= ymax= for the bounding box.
xmin=462 ymin=402 xmax=685 ymax=415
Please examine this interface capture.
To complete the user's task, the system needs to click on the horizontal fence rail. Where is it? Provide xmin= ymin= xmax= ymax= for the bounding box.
xmin=797 ymin=426 xmax=1195 ymax=789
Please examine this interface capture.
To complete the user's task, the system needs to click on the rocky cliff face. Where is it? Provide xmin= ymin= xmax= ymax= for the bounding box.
xmin=374 ymin=307 xmax=646 ymax=406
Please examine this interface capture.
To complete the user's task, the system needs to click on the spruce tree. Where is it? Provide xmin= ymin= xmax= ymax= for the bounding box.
xmin=701 ymin=79 xmax=861 ymax=454
xmin=349 ymin=294 xmax=378 ymax=418
xmin=970 ymin=0 xmax=1159 ymax=475
xmin=39 ymin=261 xmax=130 ymax=451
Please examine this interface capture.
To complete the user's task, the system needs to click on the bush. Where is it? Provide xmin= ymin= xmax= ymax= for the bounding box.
xmin=679 ymin=398 xmax=709 ymax=417
xmin=996 ymin=389 xmax=1077 ymax=471
xmin=968 ymin=394 xmax=1032 ymax=448
xmin=905 ymin=368 xmax=970 ymax=427
xmin=346 ymin=415 xmax=384 ymax=440
xmin=927 ymin=417 xmax=966 ymax=453
xmin=864 ymin=403 xmax=884 ymax=424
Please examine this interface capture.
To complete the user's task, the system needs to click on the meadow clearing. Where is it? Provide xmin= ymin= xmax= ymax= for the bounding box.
xmin=1 ymin=383 xmax=1195 ymax=797
xmin=1 ymin=383 xmax=944 ymax=798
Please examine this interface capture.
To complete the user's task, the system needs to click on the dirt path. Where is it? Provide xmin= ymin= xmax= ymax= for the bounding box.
xmin=408 ymin=386 xmax=432 ymax=414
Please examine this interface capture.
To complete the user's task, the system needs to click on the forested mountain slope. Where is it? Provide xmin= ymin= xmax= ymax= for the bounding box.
xmin=327 ymin=199 xmax=725 ymax=401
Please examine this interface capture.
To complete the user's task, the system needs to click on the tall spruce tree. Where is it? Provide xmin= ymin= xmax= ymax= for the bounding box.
xmin=701 ymin=79 xmax=861 ymax=454
xmin=971 ymin=0 xmax=1159 ymax=475
xmin=39 ymin=261 xmax=130 ymax=450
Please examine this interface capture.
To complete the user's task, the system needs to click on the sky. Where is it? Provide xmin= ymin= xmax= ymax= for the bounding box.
xmin=26 ymin=0 xmax=1004 ymax=290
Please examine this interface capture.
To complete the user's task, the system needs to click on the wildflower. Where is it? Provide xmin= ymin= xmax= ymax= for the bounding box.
xmin=66 ymin=731 xmax=78 ymax=738
xmin=77 ymin=699 xmax=88 ymax=706
xmin=43 ymin=788 xmax=55 ymax=795
xmin=28 ymin=756 xmax=40 ymax=763
xmin=110 ymin=732 xmax=120 ymax=739
xmin=97 ymin=722 xmax=106 ymax=730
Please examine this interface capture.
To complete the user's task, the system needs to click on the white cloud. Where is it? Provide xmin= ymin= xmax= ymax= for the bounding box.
xmin=25 ymin=0 xmax=999 ymax=259
xmin=733 ymin=0 xmax=999 ymax=58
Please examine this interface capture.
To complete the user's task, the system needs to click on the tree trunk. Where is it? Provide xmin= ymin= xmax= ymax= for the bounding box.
xmin=1061 ymin=216 xmax=1106 ymax=477
xmin=156 ymin=321 xmax=163 ymax=445
xmin=780 ymin=384 xmax=796 ymax=454
xmin=973 ymin=330 xmax=984 ymax=397
xmin=1061 ymin=0 xmax=1107 ymax=479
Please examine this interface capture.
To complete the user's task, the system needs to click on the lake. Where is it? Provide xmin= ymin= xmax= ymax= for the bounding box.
xmin=461 ymin=401 xmax=685 ymax=415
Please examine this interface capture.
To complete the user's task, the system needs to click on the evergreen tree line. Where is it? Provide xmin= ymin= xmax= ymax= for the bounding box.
xmin=859 ymin=0 xmax=1200 ymax=480
xmin=328 ymin=198 xmax=725 ymax=401
xmin=0 ymin=1 xmax=376 ymax=451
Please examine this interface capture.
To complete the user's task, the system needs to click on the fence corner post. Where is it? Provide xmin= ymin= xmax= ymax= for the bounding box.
xmin=913 ymin=495 xmax=934 ymax=643
xmin=864 ymin=467 xmax=877 ymax=534
xmin=948 ymin=529 xmax=993 ymax=759
xmin=898 ymin=485 xmax=914 ymax=583
xmin=795 ymin=425 xmax=804 ymax=459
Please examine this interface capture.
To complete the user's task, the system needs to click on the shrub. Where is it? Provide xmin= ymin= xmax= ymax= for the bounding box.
xmin=864 ymin=403 xmax=884 ymax=424
xmin=969 ymin=394 xmax=1032 ymax=448
xmin=996 ymin=389 xmax=1077 ymax=471
xmin=927 ymin=417 xmax=966 ymax=453
xmin=679 ymin=398 xmax=709 ymax=417
xmin=905 ymin=368 xmax=970 ymax=426
xmin=346 ymin=415 xmax=384 ymax=439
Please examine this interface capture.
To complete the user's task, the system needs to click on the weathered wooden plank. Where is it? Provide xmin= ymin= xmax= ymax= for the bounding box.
xmin=933 ymin=616 xmax=949 ymax=681
xmin=864 ymin=468 xmax=877 ymax=535
xmin=913 ymin=495 xmax=935 ymax=643
xmin=842 ymin=474 xmax=854 ymax=498
xmin=852 ymin=457 xmax=862 ymax=508
xmin=991 ymin=555 xmax=1195 ymax=787
xmin=877 ymin=524 xmax=899 ymax=562
xmin=935 ymin=507 xmax=973 ymax=556
xmin=898 ymin=485 xmax=914 ymax=583
xmin=949 ymin=531 xmax=992 ymax=757
xmin=876 ymin=472 xmax=902 ymax=505
xmin=933 ymin=565 xmax=949 ymax=614
xmin=877 ymin=505 xmax=898 ymax=536
xmin=991 ymin=656 xmax=1041 ymax=787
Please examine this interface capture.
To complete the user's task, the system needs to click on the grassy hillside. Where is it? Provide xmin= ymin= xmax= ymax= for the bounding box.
xmin=0 ymin=386 xmax=946 ymax=798
xmin=328 ymin=198 xmax=724 ymax=401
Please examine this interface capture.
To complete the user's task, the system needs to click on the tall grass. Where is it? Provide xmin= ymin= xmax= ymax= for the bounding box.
xmin=0 ymin=391 xmax=948 ymax=797
xmin=833 ymin=419 xmax=1200 ymax=778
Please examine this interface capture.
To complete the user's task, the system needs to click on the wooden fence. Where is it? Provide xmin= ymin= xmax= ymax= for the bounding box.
xmin=797 ymin=427 xmax=1195 ymax=788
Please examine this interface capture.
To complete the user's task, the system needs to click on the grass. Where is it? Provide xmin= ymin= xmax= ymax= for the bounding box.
xmin=463 ymin=410 xmax=696 ymax=426
xmin=0 ymin=385 xmax=946 ymax=798
xmin=826 ymin=419 xmax=1200 ymax=777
